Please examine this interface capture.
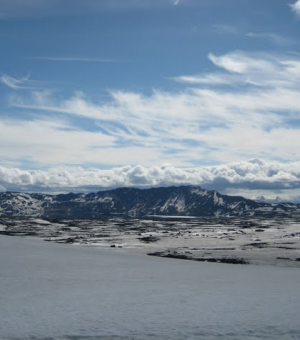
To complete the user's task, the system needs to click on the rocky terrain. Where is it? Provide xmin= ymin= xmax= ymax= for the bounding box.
xmin=1 ymin=186 xmax=300 ymax=267
xmin=1 ymin=215 xmax=300 ymax=267
xmin=1 ymin=185 xmax=300 ymax=218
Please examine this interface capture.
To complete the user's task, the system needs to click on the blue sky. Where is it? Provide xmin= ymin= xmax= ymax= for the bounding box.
xmin=1 ymin=0 xmax=300 ymax=199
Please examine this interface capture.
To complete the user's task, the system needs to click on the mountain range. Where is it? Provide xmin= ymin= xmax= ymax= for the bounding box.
xmin=0 ymin=186 xmax=299 ymax=219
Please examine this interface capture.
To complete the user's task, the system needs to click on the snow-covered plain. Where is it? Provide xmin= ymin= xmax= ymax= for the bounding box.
xmin=1 ymin=216 xmax=300 ymax=267
xmin=1 ymin=235 xmax=300 ymax=340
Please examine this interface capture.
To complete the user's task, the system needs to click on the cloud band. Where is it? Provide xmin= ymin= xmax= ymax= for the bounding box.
xmin=1 ymin=159 xmax=300 ymax=194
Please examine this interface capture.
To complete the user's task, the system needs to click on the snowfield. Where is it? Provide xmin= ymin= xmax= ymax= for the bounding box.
xmin=1 ymin=235 xmax=300 ymax=340
xmin=1 ymin=216 xmax=300 ymax=267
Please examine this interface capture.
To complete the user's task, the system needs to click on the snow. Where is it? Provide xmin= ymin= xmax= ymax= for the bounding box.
xmin=97 ymin=196 xmax=113 ymax=203
xmin=2 ymin=216 xmax=300 ymax=267
xmin=1 ymin=235 xmax=300 ymax=340
xmin=0 ymin=193 xmax=44 ymax=217
xmin=213 ymin=191 xmax=224 ymax=205
xmin=146 ymin=215 xmax=197 ymax=219
xmin=174 ymin=195 xmax=186 ymax=212
xmin=2 ymin=188 xmax=300 ymax=218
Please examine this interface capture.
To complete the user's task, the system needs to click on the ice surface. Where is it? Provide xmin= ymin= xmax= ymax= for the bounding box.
xmin=1 ymin=235 xmax=300 ymax=340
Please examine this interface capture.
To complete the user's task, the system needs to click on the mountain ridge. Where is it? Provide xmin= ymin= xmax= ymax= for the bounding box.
xmin=0 ymin=185 xmax=299 ymax=219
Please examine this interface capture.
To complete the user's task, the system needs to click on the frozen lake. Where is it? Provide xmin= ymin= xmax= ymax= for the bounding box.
xmin=1 ymin=235 xmax=300 ymax=340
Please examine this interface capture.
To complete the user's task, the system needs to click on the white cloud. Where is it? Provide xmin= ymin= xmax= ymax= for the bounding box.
xmin=1 ymin=74 xmax=26 ymax=90
xmin=173 ymin=72 xmax=242 ymax=85
xmin=1 ymin=74 xmax=36 ymax=90
xmin=3 ymin=51 xmax=300 ymax=173
xmin=208 ymin=51 xmax=279 ymax=74
xmin=1 ymin=160 xmax=300 ymax=198
xmin=175 ymin=51 xmax=300 ymax=88
xmin=208 ymin=52 xmax=248 ymax=73
xmin=0 ymin=118 xmax=168 ymax=167
xmin=291 ymin=0 xmax=300 ymax=16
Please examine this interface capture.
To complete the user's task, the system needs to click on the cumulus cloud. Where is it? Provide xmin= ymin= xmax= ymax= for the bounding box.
xmin=291 ymin=0 xmax=300 ymax=16
xmin=1 ymin=159 xmax=300 ymax=196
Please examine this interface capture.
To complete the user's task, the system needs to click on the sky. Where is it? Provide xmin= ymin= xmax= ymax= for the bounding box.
xmin=1 ymin=0 xmax=300 ymax=200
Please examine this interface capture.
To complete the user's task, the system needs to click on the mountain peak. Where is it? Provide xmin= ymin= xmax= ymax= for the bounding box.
xmin=0 ymin=186 xmax=299 ymax=219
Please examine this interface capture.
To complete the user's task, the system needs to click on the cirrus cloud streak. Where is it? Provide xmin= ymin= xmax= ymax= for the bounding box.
xmin=7 ymin=51 xmax=300 ymax=168
xmin=2 ymin=50 xmax=300 ymax=198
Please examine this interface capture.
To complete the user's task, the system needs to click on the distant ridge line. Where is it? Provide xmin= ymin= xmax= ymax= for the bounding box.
xmin=0 ymin=185 xmax=299 ymax=219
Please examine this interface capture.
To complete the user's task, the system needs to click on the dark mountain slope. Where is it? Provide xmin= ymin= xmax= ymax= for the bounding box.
xmin=0 ymin=186 xmax=299 ymax=218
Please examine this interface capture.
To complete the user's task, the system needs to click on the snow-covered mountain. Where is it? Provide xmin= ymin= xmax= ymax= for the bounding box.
xmin=255 ymin=195 xmax=300 ymax=204
xmin=0 ymin=186 xmax=299 ymax=218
